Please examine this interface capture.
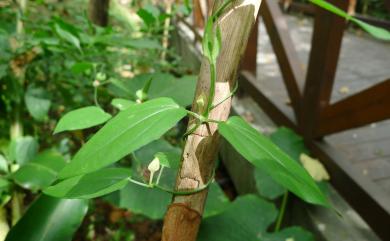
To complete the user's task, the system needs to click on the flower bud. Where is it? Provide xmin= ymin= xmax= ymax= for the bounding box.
xmin=148 ymin=157 xmax=160 ymax=173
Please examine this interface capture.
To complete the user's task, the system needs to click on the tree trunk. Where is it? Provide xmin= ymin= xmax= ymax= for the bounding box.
xmin=88 ymin=0 xmax=110 ymax=26
xmin=161 ymin=1 xmax=261 ymax=241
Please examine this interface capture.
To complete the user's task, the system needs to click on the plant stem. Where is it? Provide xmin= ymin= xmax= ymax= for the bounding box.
xmin=274 ymin=191 xmax=289 ymax=232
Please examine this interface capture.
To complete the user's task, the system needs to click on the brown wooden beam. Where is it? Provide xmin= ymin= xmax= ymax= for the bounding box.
xmin=261 ymin=0 xmax=304 ymax=119
xmin=301 ymin=0 xmax=348 ymax=139
xmin=316 ymin=79 xmax=390 ymax=137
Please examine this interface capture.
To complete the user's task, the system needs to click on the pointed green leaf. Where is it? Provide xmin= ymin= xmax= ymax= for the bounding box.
xmin=59 ymin=98 xmax=187 ymax=179
xmin=54 ymin=106 xmax=112 ymax=134
xmin=218 ymin=116 xmax=328 ymax=207
xmin=54 ymin=23 xmax=81 ymax=50
xmin=5 ymin=195 xmax=88 ymax=241
xmin=44 ymin=168 xmax=131 ymax=199
xmin=12 ymin=150 xmax=66 ymax=191
xmin=310 ymin=0 xmax=390 ymax=41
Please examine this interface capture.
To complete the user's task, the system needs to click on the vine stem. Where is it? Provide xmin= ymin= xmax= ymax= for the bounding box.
xmin=274 ymin=191 xmax=289 ymax=232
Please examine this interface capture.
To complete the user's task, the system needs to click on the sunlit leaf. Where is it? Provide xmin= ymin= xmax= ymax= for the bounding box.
xmin=54 ymin=106 xmax=112 ymax=134
xmin=58 ymin=98 xmax=186 ymax=179
xmin=310 ymin=0 xmax=390 ymax=41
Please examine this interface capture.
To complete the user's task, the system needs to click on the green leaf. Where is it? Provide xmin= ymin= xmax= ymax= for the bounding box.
xmin=24 ymin=86 xmax=51 ymax=122
xmin=111 ymin=98 xmax=135 ymax=111
xmin=54 ymin=106 xmax=112 ymax=134
xmin=44 ymin=168 xmax=131 ymax=199
xmin=0 ymin=178 xmax=10 ymax=194
xmin=309 ymin=0 xmax=390 ymax=41
xmin=254 ymin=168 xmax=285 ymax=200
xmin=154 ymin=152 xmax=180 ymax=169
xmin=198 ymin=195 xmax=277 ymax=241
xmin=218 ymin=117 xmax=328 ymax=207
xmin=270 ymin=127 xmax=309 ymax=162
xmin=109 ymin=73 xmax=197 ymax=107
xmin=137 ymin=8 xmax=156 ymax=27
xmin=54 ymin=23 xmax=82 ymax=50
xmin=126 ymin=38 xmax=162 ymax=49
xmin=12 ymin=150 xmax=66 ymax=191
xmin=5 ymin=195 xmax=88 ymax=241
xmin=119 ymin=181 xmax=171 ymax=219
xmin=59 ymin=98 xmax=186 ymax=179
xmin=203 ymin=182 xmax=230 ymax=218
xmin=351 ymin=19 xmax=390 ymax=41
xmin=70 ymin=62 xmax=93 ymax=74
xmin=9 ymin=136 xmax=38 ymax=165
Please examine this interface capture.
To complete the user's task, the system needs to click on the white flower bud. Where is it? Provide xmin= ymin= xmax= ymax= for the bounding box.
xmin=148 ymin=157 xmax=160 ymax=186
xmin=148 ymin=157 xmax=160 ymax=173
xmin=92 ymin=80 xmax=100 ymax=87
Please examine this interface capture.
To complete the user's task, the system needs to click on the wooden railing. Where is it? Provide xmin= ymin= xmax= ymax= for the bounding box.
xmin=190 ymin=0 xmax=390 ymax=239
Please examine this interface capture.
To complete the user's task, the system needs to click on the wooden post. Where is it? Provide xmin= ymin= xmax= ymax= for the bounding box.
xmin=88 ymin=0 xmax=110 ymax=26
xmin=161 ymin=1 xmax=261 ymax=241
xmin=300 ymin=0 xmax=348 ymax=139
xmin=241 ymin=16 xmax=259 ymax=75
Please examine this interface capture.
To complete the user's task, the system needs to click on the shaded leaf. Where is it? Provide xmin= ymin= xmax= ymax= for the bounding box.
xmin=24 ymin=86 xmax=51 ymax=122
xmin=119 ymin=182 xmax=171 ymax=219
xmin=218 ymin=117 xmax=328 ymax=207
xmin=58 ymin=98 xmax=186 ymax=179
xmin=265 ymin=226 xmax=314 ymax=241
xmin=54 ymin=23 xmax=81 ymax=50
xmin=270 ymin=127 xmax=309 ymax=161
xmin=54 ymin=106 xmax=112 ymax=134
xmin=0 ymin=154 xmax=8 ymax=173
xmin=9 ymin=136 xmax=38 ymax=166
xmin=45 ymin=168 xmax=131 ymax=199
xmin=198 ymin=195 xmax=277 ymax=241
xmin=254 ymin=168 xmax=285 ymax=200
xmin=12 ymin=150 xmax=66 ymax=191
xmin=111 ymin=98 xmax=135 ymax=111
xmin=203 ymin=182 xmax=230 ymax=218
xmin=5 ymin=195 xmax=88 ymax=241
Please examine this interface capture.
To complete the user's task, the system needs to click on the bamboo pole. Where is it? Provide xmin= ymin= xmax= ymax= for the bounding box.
xmin=161 ymin=1 xmax=261 ymax=241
